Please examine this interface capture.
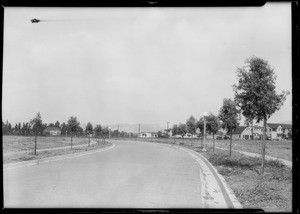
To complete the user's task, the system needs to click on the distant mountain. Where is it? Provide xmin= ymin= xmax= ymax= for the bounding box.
xmin=104 ymin=123 xmax=166 ymax=133
xmin=279 ymin=121 xmax=292 ymax=125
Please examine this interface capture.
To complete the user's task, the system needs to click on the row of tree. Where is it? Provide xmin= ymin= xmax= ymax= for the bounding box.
xmin=2 ymin=119 xmax=133 ymax=138
xmin=3 ymin=114 xmax=134 ymax=155
xmin=171 ymin=56 xmax=289 ymax=174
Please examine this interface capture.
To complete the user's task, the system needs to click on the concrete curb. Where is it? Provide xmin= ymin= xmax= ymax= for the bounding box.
xmin=170 ymin=145 xmax=243 ymax=209
xmin=3 ymin=142 xmax=116 ymax=171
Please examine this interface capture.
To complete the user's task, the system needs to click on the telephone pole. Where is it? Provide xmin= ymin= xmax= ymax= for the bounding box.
xmin=138 ymin=124 xmax=141 ymax=136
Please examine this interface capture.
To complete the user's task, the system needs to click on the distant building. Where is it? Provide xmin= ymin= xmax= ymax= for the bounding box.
xmin=266 ymin=123 xmax=292 ymax=140
xmin=139 ymin=132 xmax=158 ymax=138
xmin=183 ymin=133 xmax=198 ymax=138
xmin=43 ymin=126 xmax=61 ymax=136
xmin=232 ymin=126 xmax=263 ymax=140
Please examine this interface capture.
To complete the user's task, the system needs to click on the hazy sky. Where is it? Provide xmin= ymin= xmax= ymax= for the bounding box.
xmin=3 ymin=4 xmax=292 ymax=126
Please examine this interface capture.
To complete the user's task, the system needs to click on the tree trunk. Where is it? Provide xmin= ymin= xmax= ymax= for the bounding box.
xmin=251 ymin=121 xmax=254 ymax=140
xmin=261 ymin=119 xmax=267 ymax=174
xmin=213 ymin=133 xmax=215 ymax=153
xmin=34 ymin=132 xmax=37 ymax=155
xmin=71 ymin=134 xmax=73 ymax=150
xmin=88 ymin=136 xmax=90 ymax=147
xmin=229 ymin=130 xmax=232 ymax=157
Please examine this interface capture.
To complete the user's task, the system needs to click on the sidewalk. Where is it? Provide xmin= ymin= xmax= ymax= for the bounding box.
xmin=215 ymin=146 xmax=292 ymax=168
xmin=3 ymin=139 xmax=100 ymax=157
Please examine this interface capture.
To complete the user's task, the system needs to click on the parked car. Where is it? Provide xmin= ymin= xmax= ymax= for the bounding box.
xmin=223 ymin=135 xmax=230 ymax=140
xmin=216 ymin=136 xmax=223 ymax=140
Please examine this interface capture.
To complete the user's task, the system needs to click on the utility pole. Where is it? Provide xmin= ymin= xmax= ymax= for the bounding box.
xmin=166 ymin=122 xmax=170 ymax=137
xmin=138 ymin=124 xmax=141 ymax=135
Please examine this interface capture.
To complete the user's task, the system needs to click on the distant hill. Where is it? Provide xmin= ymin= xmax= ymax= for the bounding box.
xmin=279 ymin=121 xmax=292 ymax=125
xmin=104 ymin=123 xmax=166 ymax=133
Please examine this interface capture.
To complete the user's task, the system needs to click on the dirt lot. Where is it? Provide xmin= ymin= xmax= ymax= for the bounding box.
xmin=3 ymin=135 xmax=105 ymax=154
xmin=127 ymin=137 xmax=292 ymax=161
xmin=205 ymin=139 xmax=292 ymax=161
xmin=2 ymin=135 xmax=111 ymax=164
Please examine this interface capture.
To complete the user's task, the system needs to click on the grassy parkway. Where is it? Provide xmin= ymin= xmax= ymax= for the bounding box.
xmin=3 ymin=139 xmax=240 ymax=208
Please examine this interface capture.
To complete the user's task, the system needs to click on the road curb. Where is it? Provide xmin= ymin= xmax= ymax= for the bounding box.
xmin=3 ymin=142 xmax=116 ymax=171
xmin=169 ymin=144 xmax=243 ymax=209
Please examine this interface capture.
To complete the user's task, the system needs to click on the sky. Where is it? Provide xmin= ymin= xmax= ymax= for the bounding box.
xmin=2 ymin=3 xmax=292 ymax=127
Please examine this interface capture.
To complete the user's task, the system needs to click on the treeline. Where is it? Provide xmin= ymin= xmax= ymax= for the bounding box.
xmin=2 ymin=118 xmax=132 ymax=138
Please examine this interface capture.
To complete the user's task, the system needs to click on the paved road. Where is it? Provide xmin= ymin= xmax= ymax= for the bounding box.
xmin=4 ymin=140 xmax=226 ymax=208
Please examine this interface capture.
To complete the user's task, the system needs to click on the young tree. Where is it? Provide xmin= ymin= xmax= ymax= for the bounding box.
xmin=178 ymin=123 xmax=187 ymax=137
xmin=94 ymin=125 xmax=102 ymax=144
xmin=67 ymin=116 xmax=80 ymax=149
xmin=206 ymin=113 xmax=221 ymax=152
xmin=172 ymin=124 xmax=180 ymax=136
xmin=218 ymin=98 xmax=240 ymax=157
xmin=233 ymin=56 xmax=289 ymax=174
xmin=85 ymin=122 xmax=94 ymax=147
xmin=30 ymin=112 xmax=43 ymax=155
xmin=186 ymin=115 xmax=197 ymax=135
xmin=54 ymin=121 xmax=60 ymax=128
xmin=101 ymin=127 xmax=109 ymax=139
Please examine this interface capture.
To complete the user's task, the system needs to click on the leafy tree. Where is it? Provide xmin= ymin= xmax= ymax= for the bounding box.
xmin=67 ymin=116 xmax=80 ymax=149
xmin=55 ymin=121 xmax=60 ymax=128
xmin=94 ymin=125 xmax=102 ymax=143
xmin=77 ymin=126 xmax=84 ymax=136
xmin=101 ymin=127 xmax=109 ymax=138
xmin=85 ymin=122 xmax=94 ymax=147
xmin=196 ymin=117 xmax=204 ymax=136
xmin=60 ymin=122 xmax=67 ymax=136
xmin=233 ymin=56 xmax=289 ymax=174
xmin=30 ymin=112 xmax=43 ymax=155
xmin=186 ymin=115 xmax=197 ymax=135
xmin=178 ymin=123 xmax=187 ymax=137
xmin=205 ymin=113 xmax=221 ymax=152
xmin=171 ymin=124 xmax=180 ymax=136
xmin=218 ymin=98 xmax=240 ymax=157
xmin=18 ymin=122 xmax=21 ymax=135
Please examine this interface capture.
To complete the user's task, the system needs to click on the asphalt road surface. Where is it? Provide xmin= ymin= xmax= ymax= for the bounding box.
xmin=4 ymin=140 xmax=214 ymax=208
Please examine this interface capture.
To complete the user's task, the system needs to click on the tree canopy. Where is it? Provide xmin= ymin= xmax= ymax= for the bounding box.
xmin=67 ymin=116 xmax=80 ymax=135
xmin=218 ymin=98 xmax=240 ymax=132
xmin=233 ymin=56 xmax=289 ymax=123
xmin=186 ymin=115 xmax=197 ymax=134
xmin=85 ymin=122 xmax=94 ymax=135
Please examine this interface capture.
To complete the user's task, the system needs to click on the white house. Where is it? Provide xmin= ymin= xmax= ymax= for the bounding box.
xmin=43 ymin=126 xmax=61 ymax=136
xmin=139 ymin=132 xmax=158 ymax=138
xmin=266 ymin=123 xmax=292 ymax=140
xmin=183 ymin=133 xmax=198 ymax=138
xmin=232 ymin=126 xmax=263 ymax=140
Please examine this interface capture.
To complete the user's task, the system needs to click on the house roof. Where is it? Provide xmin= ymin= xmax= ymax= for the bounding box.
xmin=267 ymin=123 xmax=292 ymax=129
xmin=232 ymin=126 xmax=247 ymax=134
xmin=44 ymin=126 xmax=61 ymax=131
xmin=281 ymin=124 xmax=292 ymax=129
xmin=267 ymin=123 xmax=282 ymax=129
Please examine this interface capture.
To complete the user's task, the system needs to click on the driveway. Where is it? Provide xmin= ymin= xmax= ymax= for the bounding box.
xmin=4 ymin=140 xmax=233 ymax=208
